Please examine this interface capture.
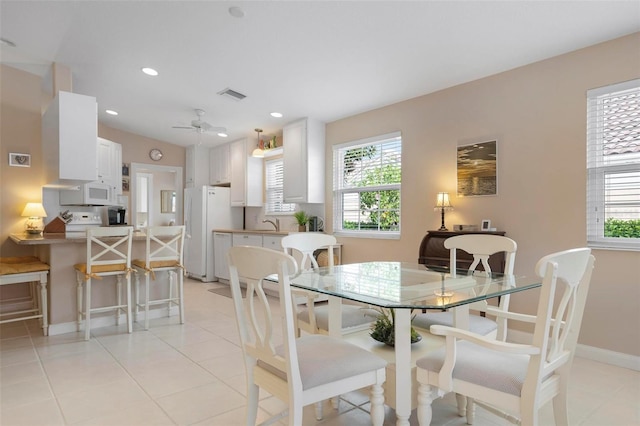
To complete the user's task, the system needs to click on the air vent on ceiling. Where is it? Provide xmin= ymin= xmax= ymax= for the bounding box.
xmin=217 ymin=87 xmax=246 ymax=101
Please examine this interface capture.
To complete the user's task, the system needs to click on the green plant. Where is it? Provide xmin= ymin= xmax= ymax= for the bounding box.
xmin=293 ymin=211 xmax=309 ymax=226
xmin=369 ymin=307 xmax=420 ymax=346
xmin=604 ymin=218 xmax=640 ymax=238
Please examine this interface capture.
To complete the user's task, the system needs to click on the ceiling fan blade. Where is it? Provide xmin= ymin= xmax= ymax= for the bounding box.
xmin=172 ymin=125 xmax=194 ymax=130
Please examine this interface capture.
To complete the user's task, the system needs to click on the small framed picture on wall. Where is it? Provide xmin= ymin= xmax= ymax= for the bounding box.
xmin=9 ymin=153 xmax=31 ymax=167
xmin=481 ymin=219 xmax=491 ymax=231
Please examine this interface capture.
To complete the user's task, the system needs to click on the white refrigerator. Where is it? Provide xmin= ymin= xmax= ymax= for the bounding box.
xmin=184 ymin=186 xmax=243 ymax=281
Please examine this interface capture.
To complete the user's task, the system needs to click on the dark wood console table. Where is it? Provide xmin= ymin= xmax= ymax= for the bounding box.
xmin=418 ymin=230 xmax=507 ymax=273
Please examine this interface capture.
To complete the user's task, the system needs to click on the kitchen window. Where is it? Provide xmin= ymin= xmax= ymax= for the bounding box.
xmin=333 ymin=131 xmax=401 ymax=239
xmin=265 ymin=156 xmax=296 ymax=214
xmin=586 ymin=79 xmax=640 ymax=250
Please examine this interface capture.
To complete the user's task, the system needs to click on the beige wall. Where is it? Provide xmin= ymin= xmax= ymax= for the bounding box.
xmin=0 ymin=64 xmax=185 ymax=258
xmin=325 ymin=33 xmax=640 ymax=356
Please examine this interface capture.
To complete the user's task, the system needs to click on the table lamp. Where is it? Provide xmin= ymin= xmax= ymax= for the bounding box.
xmin=22 ymin=202 xmax=47 ymax=234
xmin=434 ymin=192 xmax=453 ymax=231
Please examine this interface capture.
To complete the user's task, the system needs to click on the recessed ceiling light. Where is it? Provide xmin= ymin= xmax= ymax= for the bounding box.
xmin=270 ymin=112 xmax=283 ymax=118
xmin=228 ymin=6 xmax=245 ymax=18
xmin=217 ymin=132 xmax=228 ymax=138
xmin=141 ymin=67 xmax=158 ymax=76
xmin=0 ymin=37 xmax=16 ymax=47
xmin=105 ymin=109 xmax=118 ymax=116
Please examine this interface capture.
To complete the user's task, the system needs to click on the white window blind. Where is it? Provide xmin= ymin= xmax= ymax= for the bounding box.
xmin=333 ymin=132 xmax=401 ymax=238
xmin=587 ymin=79 xmax=640 ymax=250
xmin=265 ymin=157 xmax=296 ymax=214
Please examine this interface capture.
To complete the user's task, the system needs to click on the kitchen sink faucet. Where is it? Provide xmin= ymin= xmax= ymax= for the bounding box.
xmin=262 ymin=218 xmax=280 ymax=231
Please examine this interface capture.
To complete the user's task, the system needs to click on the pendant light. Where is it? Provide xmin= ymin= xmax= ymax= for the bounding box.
xmin=252 ymin=128 xmax=264 ymax=158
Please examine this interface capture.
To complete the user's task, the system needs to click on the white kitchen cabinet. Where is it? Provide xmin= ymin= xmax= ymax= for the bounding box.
xmin=97 ymin=137 xmax=122 ymax=198
xmin=42 ymin=91 xmax=98 ymax=186
xmin=263 ymin=235 xmax=284 ymax=250
xmin=230 ymin=138 xmax=263 ymax=207
xmin=210 ymin=143 xmax=230 ymax=185
xmin=185 ymin=145 xmax=210 ymax=188
xmin=213 ymin=232 xmax=232 ymax=281
xmin=282 ymin=117 xmax=325 ymax=204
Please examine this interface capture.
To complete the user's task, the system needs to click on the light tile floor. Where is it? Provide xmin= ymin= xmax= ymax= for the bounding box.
xmin=1 ymin=278 xmax=639 ymax=425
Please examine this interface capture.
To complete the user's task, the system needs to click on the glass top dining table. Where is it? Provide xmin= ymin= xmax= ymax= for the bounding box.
xmin=283 ymin=261 xmax=542 ymax=426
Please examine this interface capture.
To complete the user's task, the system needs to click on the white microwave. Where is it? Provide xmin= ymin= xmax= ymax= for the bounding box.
xmin=59 ymin=182 xmax=115 ymax=206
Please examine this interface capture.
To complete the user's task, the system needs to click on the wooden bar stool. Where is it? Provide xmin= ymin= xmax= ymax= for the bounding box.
xmin=132 ymin=225 xmax=185 ymax=330
xmin=0 ymin=256 xmax=49 ymax=335
xmin=74 ymin=227 xmax=134 ymax=340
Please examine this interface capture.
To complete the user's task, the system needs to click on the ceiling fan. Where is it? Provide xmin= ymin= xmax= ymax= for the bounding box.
xmin=172 ymin=109 xmax=226 ymax=134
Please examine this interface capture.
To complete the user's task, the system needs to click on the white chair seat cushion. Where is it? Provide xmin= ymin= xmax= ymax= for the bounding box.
xmin=263 ymin=334 xmax=387 ymax=390
xmin=297 ymin=305 xmax=379 ymax=331
xmin=416 ymin=340 xmax=529 ymax=396
xmin=412 ymin=312 xmax=497 ymax=336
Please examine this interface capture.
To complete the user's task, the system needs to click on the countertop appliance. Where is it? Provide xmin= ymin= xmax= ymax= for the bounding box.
xmin=183 ymin=186 xmax=243 ymax=282
xmin=65 ymin=211 xmax=102 ymax=234
xmin=107 ymin=206 xmax=127 ymax=225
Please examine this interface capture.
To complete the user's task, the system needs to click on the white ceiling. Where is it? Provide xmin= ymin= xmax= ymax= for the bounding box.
xmin=1 ymin=1 xmax=639 ymax=147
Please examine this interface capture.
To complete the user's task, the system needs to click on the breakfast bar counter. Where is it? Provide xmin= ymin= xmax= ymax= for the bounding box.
xmin=10 ymin=232 xmax=163 ymax=335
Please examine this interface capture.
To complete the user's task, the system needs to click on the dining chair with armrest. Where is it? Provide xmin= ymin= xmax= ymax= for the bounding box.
xmin=412 ymin=234 xmax=518 ymax=341
xmin=281 ymin=233 xmax=378 ymax=336
xmin=415 ymin=247 xmax=595 ymax=426
xmin=227 ymin=246 xmax=387 ymax=426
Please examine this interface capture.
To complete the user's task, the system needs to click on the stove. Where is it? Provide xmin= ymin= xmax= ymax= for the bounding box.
xmin=65 ymin=212 xmax=103 ymax=233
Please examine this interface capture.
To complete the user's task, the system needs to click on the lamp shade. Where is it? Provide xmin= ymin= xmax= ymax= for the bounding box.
xmin=21 ymin=202 xmax=47 ymax=218
xmin=251 ymin=147 xmax=264 ymax=158
xmin=435 ymin=192 xmax=452 ymax=208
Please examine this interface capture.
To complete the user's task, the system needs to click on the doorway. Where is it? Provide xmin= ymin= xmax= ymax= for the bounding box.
xmin=130 ymin=163 xmax=183 ymax=229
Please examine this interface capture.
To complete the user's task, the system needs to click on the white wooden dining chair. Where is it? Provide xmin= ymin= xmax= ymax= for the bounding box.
xmin=415 ymin=247 xmax=595 ymax=426
xmin=227 ymin=246 xmax=387 ymax=426
xmin=281 ymin=233 xmax=378 ymax=336
xmin=74 ymin=226 xmax=134 ymax=340
xmin=132 ymin=225 xmax=185 ymax=330
xmin=413 ymin=234 xmax=518 ymax=341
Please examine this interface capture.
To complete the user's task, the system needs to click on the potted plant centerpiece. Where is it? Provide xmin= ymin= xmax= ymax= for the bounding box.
xmin=370 ymin=307 xmax=421 ymax=347
xmin=293 ymin=211 xmax=309 ymax=232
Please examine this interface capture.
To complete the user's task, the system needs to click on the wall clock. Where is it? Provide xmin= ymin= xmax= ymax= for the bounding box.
xmin=149 ymin=148 xmax=163 ymax=161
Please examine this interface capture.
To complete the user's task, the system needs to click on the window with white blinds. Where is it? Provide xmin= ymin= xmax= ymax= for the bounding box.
xmin=333 ymin=132 xmax=401 ymax=238
xmin=587 ymin=79 xmax=640 ymax=250
xmin=265 ymin=157 xmax=296 ymax=214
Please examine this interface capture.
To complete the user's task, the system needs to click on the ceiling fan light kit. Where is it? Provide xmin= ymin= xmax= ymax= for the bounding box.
xmin=172 ymin=109 xmax=227 ymax=138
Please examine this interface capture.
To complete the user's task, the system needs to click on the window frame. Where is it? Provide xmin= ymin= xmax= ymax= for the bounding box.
xmin=586 ymin=79 xmax=640 ymax=251
xmin=332 ymin=131 xmax=402 ymax=239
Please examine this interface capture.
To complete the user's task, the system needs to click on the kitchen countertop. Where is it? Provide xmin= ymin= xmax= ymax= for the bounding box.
xmin=9 ymin=232 xmax=149 ymax=245
xmin=212 ymin=229 xmax=291 ymax=236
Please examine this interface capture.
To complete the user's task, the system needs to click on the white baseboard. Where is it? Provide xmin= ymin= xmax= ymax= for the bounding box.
xmin=508 ymin=329 xmax=640 ymax=371
xmin=48 ymin=306 xmax=179 ymax=336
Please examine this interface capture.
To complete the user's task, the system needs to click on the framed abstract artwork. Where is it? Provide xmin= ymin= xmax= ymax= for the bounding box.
xmin=457 ymin=140 xmax=497 ymax=197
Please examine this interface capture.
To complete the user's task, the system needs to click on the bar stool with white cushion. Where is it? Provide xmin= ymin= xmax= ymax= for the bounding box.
xmin=74 ymin=226 xmax=134 ymax=340
xmin=132 ymin=225 xmax=185 ymax=330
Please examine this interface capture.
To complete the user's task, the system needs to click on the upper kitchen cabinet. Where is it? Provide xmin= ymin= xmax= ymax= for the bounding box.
xmin=97 ymin=137 xmax=122 ymax=196
xmin=283 ymin=118 xmax=325 ymax=203
xmin=210 ymin=143 xmax=230 ymax=186
xmin=185 ymin=145 xmax=210 ymax=188
xmin=42 ymin=91 xmax=98 ymax=185
xmin=230 ymin=138 xmax=262 ymax=207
